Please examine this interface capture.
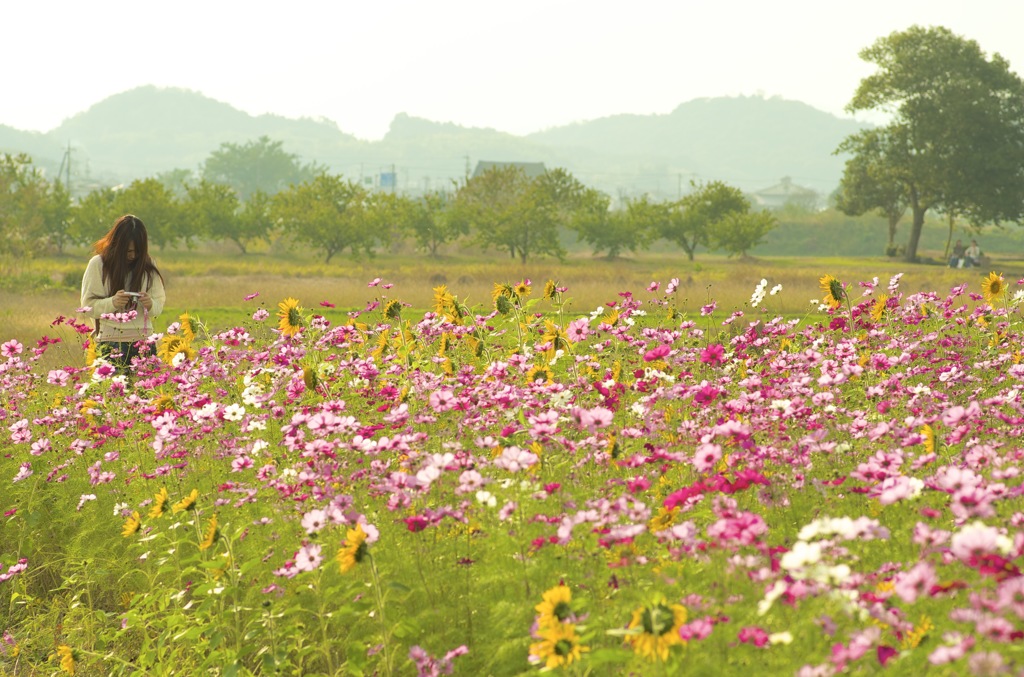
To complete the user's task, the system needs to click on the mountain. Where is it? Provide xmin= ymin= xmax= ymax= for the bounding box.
xmin=0 ymin=86 xmax=870 ymax=199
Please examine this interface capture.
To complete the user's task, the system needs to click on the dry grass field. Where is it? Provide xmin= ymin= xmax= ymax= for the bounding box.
xmin=4 ymin=246 xmax=1022 ymax=359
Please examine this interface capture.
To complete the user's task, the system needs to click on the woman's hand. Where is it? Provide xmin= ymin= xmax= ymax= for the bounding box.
xmin=112 ymin=290 xmax=132 ymax=311
xmin=137 ymin=291 xmax=153 ymax=311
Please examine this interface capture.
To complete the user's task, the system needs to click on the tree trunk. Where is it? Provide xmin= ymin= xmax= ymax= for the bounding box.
xmin=904 ymin=207 xmax=926 ymax=262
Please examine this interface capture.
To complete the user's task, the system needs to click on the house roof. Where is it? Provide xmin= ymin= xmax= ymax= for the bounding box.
xmin=755 ymin=176 xmax=817 ymax=198
xmin=471 ymin=161 xmax=547 ymax=179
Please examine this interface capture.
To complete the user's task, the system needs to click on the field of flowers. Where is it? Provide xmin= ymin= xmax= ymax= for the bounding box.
xmin=2 ymin=272 xmax=1024 ymax=676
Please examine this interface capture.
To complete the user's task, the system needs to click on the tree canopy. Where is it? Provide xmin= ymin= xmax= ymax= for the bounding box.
xmin=839 ymin=25 xmax=1024 ymax=262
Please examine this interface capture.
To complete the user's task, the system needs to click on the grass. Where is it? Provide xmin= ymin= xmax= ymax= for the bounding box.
xmin=4 ymin=243 xmax=1022 ymax=352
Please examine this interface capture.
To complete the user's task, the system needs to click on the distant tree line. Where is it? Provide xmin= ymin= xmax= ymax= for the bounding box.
xmin=0 ymin=136 xmax=777 ymax=265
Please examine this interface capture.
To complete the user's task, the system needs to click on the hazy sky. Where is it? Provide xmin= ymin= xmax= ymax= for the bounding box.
xmin=6 ymin=0 xmax=1023 ymax=140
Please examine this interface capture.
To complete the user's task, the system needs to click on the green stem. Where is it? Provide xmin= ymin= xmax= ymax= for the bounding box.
xmin=368 ymin=553 xmax=393 ymax=677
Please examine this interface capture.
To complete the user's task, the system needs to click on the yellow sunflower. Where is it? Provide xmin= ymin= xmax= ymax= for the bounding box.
xmin=199 ymin=513 xmax=219 ymax=551
xmin=526 ymin=363 xmax=554 ymax=385
xmin=535 ymin=585 xmax=574 ymax=628
xmin=433 ymin=285 xmax=455 ymax=315
xmin=121 ymin=511 xmax=142 ymax=538
xmin=172 ymin=488 xmax=199 ymax=514
xmin=84 ymin=339 xmax=98 ymax=366
xmin=514 ymin=280 xmax=532 ymax=300
xmin=870 ymin=294 xmax=888 ymax=322
xmin=982 ymin=271 xmax=1005 ymax=304
xmin=541 ymin=320 xmax=571 ymax=352
xmin=337 ymin=523 xmax=369 ymax=573
xmin=178 ymin=312 xmax=198 ymax=342
xmin=157 ymin=335 xmax=196 ymax=365
xmin=148 ymin=487 xmax=169 ymax=519
xmin=56 ymin=644 xmax=77 ymax=675
xmin=277 ymin=297 xmax=303 ymax=336
xmin=383 ymin=299 xmax=402 ymax=321
xmin=492 ymin=282 xmax=515 ymax=304
xmin=648 ymin=506 xmax=678 ymax=533
xmin=543 ymin=279 xmax=558 ymax=300
xmin=819 ymin=275 xmax=845 ymax=309
xmin=921 ymin=424 xmax=935 ymax=455
xmin=529 ymin=622 xmax=589 ymax=670
xmin=625 ymin=601 xmax=687 ymax=661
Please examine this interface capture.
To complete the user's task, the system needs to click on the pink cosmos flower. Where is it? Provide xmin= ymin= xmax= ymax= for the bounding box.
xmin=243 ymin=292 xmax=260 ymax=301
xmin=893 ymin=561 xmax=937 ymax=604
xmin=494 ymin=446 xmax=538 ymax=473
xmin=429 ymin=389 xmax=455 ymax=413
xmin=950 ymin=522 xmax=1003 ymax=563
xmin=1 ymin=340 xmax=23 ymax=358
xmin=566 ymin=318 xmax=590 ymax=342
xmin=294 ymin=544 xmax=323 ymax=572
xmin=643 ymin=344 xmax=671 ymax=362
xmin=692 ymin=443 xmax=722 ymax=473
xmin=301 ymin=509 xmax=328 ymax=534
xmin=700 ymin=344 xmax=725 ymax=365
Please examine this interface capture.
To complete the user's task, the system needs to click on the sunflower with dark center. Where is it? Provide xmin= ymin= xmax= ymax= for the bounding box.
xmin=534 ymin=585 xmax=574 ymax=628
xmin=625 ymin=601 xmax=687 ymax=661
xmin=982 ymin=271 xmax=1005 ymax=304
xmin=277 ymin=297 xmax=303 ymax=336
xmin=526 ymin=363 xmax=554 ymax=384
xmin=528 ymin=622 xmax=588 ymax=669
xmin=337 ymin=523 xmax=369 ymax=573
xmin=818 ymin=274 xmax=845 ymax=309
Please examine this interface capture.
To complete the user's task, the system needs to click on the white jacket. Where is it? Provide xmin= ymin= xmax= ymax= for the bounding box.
xmin=80 ymin=255 xmax=166 ymax=342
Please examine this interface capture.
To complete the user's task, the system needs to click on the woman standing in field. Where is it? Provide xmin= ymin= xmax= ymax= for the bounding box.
xmin=80 ymin=214 xmax=165 ymax=368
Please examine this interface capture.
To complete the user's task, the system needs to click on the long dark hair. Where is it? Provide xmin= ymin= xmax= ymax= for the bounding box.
xmin=92 ymin=214 xmax=163 ymax=294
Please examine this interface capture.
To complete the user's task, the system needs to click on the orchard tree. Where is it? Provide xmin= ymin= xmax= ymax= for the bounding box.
xmin=834 ymin=128 xmax=907 ymax=252
xmin=183 ymin=179 xmax=242 ymax=251
xmin=112 ymin=179 xmax=187 ymax=250
xmin=202 ymin=136 xmax=320 ymax=202
xmin=0 ymin=154 xmax=49 ymax=264
xmin=841 ymin=25 xmax=1024 ymax=262
xmin=401 ymin=190 xmax=466 ymax=257
xmin=572 ymin=191 xmax=653 ymax=259
xmin=710 ymin=210 xmax=778 ymax=258
xmin=455 ymin=166 xmax=586 ymax=264
xmin=72 ymin=187 xmax=120 ymax=245
xmin=235 ymin=190 xmax=276 ymax=252
xmin=663 ymin=181 xmax=748 ymax=260
xmin=273 ymin=174 xmax=381 ymax=263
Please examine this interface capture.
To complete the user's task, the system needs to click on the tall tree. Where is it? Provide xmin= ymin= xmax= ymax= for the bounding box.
xmin=572 ymin=192 xmax=654 ymax=259
xmin=710 ymin=210 xmax=778 ymax=258
xmin=400 ymin=190 xmax=466 ymax=257
xmin=202 ymin=136 xmax=320 ymax=202
xmin=0 ymin=154 xmax=49 ymax=265
xmin=112 ymin=179 xmax=186 ymax=250
xmin=183 ymin=179 xmax=242 ymax=252
xmin=454 ymin=166 xmax=585 ymax=264
xmin=834 ymin=128 xmax=907 ymax=253
xmin=841 ymin=25 xmax=1024 ymax=262
xmin=272 ymin=174 xmax=381 ymax=263
xmin=662 ymin=181 xmax=748 ymax=261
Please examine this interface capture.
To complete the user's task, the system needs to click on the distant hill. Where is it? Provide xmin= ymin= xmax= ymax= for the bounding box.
xmin=0 ymin=86 xmax=870 ymax=200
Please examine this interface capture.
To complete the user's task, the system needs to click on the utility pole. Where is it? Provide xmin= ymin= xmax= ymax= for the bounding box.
xmin=391 ymin=164 xmax=396 ymax=194
xmin=56 ymin=141 xmax=72 ymax=196
xmin=464 ymin=155 xmax=471 ymax=181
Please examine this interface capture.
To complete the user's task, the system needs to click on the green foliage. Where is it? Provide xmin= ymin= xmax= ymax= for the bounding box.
xmin=711 ymin=209 xmax=778 ymax=258
xmin=183 ymin=179 xmax=242 ymax=252
xmin=273 ymin=174 xmax=384 ymax=263
xmin=841 ymin=25 xmax=1024 ymax=262
xmin=662 ymin=180 xmax=749 ymax=261
xmin=202 ymin=136 xmax=321 ymax=203
xmin=400 ymin=190 xmax=466 ymax=257
xmin=572 ymin=191 xmax=654 ymax=259
xmin=454 ymin=166 xmax=588 ymax=264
